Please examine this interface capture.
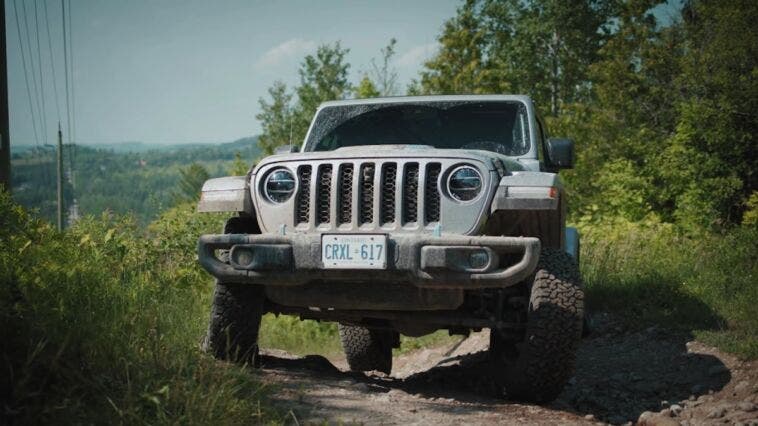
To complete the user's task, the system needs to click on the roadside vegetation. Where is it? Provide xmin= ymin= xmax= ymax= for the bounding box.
xmin=0 ymin=193 xmax=279 ymax=424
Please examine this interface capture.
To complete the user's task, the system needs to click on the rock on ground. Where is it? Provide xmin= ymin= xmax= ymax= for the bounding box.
xmin=254 ymin=313 xmax=758 ymax=425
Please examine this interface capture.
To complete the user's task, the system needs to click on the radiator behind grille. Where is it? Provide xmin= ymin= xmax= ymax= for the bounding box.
xmin=316 ymin=165 xmax=332 ymax=225
xmin=403 ymin=163 xmax=419 ymax=224
xmin=424 ymin=163 xmax=441 ymax=223
xmin=381 ymin=163 xmax=397 ymax=225
xmin=359 ymin=164 xmax=375 ymax=224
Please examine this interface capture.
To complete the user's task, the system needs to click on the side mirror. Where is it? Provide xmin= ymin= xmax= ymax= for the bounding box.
xmin=274 ymin=144 xmax=299 ymax=155
xmin=545 ymin=138 xmax=574 ymax=170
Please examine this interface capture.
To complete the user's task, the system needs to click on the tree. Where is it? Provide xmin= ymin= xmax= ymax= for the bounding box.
xmin=419 ymin=0 xmax=611 ymax=114
xmin=419 ymin=0 xmax=494 ymax=94
xmin=256 ymin=81 xmax=294 ymax=156
xmin=292 ymin=42 xmax=352 ymax=139
xmin=257 ymin=42 xmax=352 ymax=154
xmin=369 ymin=38 xmax=399 ymax=96
xmin=174 ymin=163 xmax=209 ymax=204
xmin=355 ymin=75 xmax=381 ymax=98
xmin=229 ymin=152 xmax=250 ymax=176
xmin=656 ymin=0 xmax=758 ymax=228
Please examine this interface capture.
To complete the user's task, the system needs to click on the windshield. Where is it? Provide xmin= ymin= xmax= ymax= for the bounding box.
xmin=306 ymin=101 xmax=531 ymax=156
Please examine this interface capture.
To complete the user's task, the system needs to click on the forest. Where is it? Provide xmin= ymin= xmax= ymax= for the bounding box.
xmin=1 ymin=0 xmax=756 ymax=423
xmin=10 ymin=136 xmax=259 ymax=224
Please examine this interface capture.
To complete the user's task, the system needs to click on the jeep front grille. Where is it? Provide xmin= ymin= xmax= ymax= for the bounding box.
xmin=293 ymin=160 xmax=443 ymax=230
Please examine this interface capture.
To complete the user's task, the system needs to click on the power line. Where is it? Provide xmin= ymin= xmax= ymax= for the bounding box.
xmin=11 ymin=0 xmax=39 ymax=148
xmin=42 ymin=0 xmax=61 ymax=123
xmin=66 ymin=0 xmax=76 ymax=172
xmin=12 ymin=0 xmax=49 ymax=187
xmin=67 ymin=0 xmax=75 ymax=147
xmin=33 ymin=0 xmax=48 ymax=147
xmin=21 ymin=0 xmax=44 ymax=147
xmin=61 ymin=0 xmax=71 ymax=147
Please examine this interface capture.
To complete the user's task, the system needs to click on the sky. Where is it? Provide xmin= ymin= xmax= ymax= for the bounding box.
xmin=5 ymin=0 xmax=458 ymax=146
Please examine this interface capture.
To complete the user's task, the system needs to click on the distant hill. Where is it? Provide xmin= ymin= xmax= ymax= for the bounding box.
xmin=10 ymin=135 xmax=262 ymax=225
xmin=78 ymin=136 xmax=261 ymax=155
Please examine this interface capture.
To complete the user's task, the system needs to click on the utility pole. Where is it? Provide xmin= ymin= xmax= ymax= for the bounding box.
xmin=57 ymin=123 xmax=63 ymax=230
xmin=0 ymin=0 xmax=11 ymax=192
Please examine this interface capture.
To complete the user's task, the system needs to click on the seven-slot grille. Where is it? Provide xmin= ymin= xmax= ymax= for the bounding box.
xmin=295 ymin=161 xmax=443 ymax=229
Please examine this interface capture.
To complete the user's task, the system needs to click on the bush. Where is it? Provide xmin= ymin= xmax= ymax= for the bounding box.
xmin=0 ymin=193 xmax=277 ymax=424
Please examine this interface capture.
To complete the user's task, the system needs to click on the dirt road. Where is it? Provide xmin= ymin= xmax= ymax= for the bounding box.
xmin=258 ymin=314 xmax=758 ymax=425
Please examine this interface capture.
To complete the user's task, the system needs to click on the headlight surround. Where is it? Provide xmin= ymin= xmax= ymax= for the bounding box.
xmin=447 ymin=165 xmax=482 ymax=202
xmin=263 ymin=168 xmax=296 ymax=203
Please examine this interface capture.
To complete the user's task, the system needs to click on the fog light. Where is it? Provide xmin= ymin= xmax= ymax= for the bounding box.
xmin=469 ymin=250 xmax=490 ymax=269
xmin=231 ymin=247 xmax=255 ymax=268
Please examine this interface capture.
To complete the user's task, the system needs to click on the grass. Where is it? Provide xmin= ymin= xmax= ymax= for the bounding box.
xmin=580 ymin=220 xmax=758 ymax=359
xmin=0 ymin=194 xmax=281 ymax=424
xmin=259 ymin=314 xmax=341 ymax=356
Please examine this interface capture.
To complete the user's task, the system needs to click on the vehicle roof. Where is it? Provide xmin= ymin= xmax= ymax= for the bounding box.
xmin=318 ymin=94 xmax=533 ymax=109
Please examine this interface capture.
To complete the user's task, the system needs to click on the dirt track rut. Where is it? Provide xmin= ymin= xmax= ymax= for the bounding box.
xmin=258 ymin=314 xmax=758 ymax=425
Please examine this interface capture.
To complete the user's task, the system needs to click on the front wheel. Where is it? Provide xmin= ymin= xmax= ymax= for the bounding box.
xmin=490 ymin=248 xmax=584 ymax=402
xmin=203 ymin=282 xmax=264 ymax=364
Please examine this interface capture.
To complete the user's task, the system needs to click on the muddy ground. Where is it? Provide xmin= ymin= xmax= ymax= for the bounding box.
xmin=258 ymin=314 xmax=758 ymax=425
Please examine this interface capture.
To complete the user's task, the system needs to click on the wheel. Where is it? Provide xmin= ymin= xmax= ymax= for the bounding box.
xmin=339 ymin=324 xmax=393 ymax=374
xmin=490 ymin=248 xmax=584 ymax=402
xmin=203 ymin=282 xmax=264 ymax=364
xmin=202 ymin=215 xmax=264 ymax=364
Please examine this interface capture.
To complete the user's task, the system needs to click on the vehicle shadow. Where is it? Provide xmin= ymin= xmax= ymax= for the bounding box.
xmin=258 ymin=319 xmax=731 ymax=423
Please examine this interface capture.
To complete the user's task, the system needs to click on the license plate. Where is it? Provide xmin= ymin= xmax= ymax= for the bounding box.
xmin=321 ymin=234 xmax=387 ymax=269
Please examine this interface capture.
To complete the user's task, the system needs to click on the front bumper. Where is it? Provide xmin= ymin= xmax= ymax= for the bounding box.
xmin=197 ymin=233 xmax=540 ymax=289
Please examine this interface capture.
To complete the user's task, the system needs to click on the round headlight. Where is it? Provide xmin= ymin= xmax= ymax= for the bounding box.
xmin=264 ymin=168 xmax=296 ymax=203
xmin=447 ymin=166 xmax=482 ymax=202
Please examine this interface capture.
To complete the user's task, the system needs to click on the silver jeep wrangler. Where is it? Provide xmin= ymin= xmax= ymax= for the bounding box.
xmin=198 ymin=95 xmax=583 ymax=402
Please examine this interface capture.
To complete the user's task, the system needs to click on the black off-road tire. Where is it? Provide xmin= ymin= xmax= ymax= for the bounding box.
xmin=339 ymin=324 xmax=393 ymax=374
xmin=203 ymin=215 xmax=264 ymax=365
xmin=491 ymin=248 xmax=584 ymax=402
xmin=203 ymin=282 xmax=265 ymax=364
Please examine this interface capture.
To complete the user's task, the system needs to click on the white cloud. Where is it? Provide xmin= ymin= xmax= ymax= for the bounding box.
xmin=397 ymin=43 xmax=439 ymax=69
xmin=255 ymin=38 xmax=317 ymax=69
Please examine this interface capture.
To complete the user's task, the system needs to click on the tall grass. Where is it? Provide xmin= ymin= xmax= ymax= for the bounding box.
xmin=0 ymin=193 xmax=278 ymax=424
xmin=580 ymin=221 xmax=758 ymax=358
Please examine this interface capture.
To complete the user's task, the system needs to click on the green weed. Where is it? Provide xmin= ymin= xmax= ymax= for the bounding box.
xmin=580 ymin=220 xmax=758 ymax=359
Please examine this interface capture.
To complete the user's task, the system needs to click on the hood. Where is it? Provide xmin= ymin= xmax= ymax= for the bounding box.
xmin=255 ymin=145 xmax=528 ymax=175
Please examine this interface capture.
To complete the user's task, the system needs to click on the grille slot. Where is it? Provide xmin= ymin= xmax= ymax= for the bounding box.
xmin=380 ymin=163 xmax=397 ymax=225
xmin=337 ymin=164 xmax=354 ymax=224
xmin=403 ymin=163 xmax=419 ymax=224
xmin=359 ymin=164 xmax=375 ymax=224
xmin=296 ymin=165 xmax=312 ymax=224
xmin=316 ymin=164 xmax=332 ymax=225
xmin=424 ymin=163 xmax=441 ymax=223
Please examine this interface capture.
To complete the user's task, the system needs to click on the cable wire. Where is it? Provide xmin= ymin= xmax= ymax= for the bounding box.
xmin=33 ymin=0 xmax=49 ymax=147
xmin=67 ymin=0 xmax=75 ymax=147
xmin=21 ymin=0 xmax=45 ymax=148
xmin=43 ymin=0 xmax=61 ymax=123
xmin=61 ymin=0 xmax=71 ymax=148
xmin=12 ymin=0 xmax=50 ymax=187
xmin=66 ymin=0 xmax=77 ymax=172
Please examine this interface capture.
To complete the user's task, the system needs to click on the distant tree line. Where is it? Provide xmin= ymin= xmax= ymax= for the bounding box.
xmin=11 ymin=137 xmax=260 ymax=225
